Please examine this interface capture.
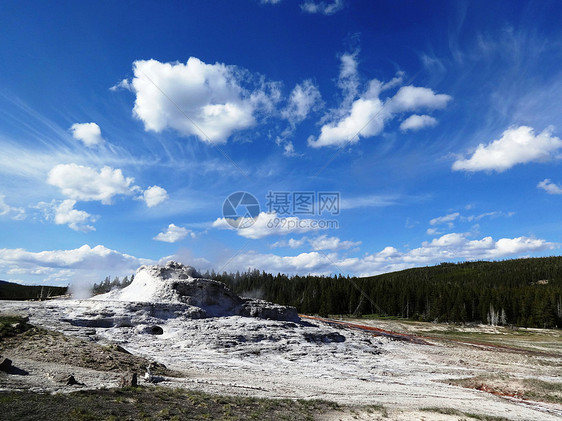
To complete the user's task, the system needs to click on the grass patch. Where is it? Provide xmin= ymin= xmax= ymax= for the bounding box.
xmin=0 ymin=387 xmax=341 ymax=421
xmin=0 ymin=316 xmax=33 ymax=340
xmin=421 ymin=407 xmax=510 ymax=420
xmin=447 ymin=375 xmax=562 ymax=405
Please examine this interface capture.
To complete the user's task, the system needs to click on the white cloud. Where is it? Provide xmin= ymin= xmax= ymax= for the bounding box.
xmin=400 ymin=114 xmax=438 ymax=131
xmin=337 ymin=51 xmax=360 ymax=111
xmin=308 ymin=54 xmax=451 ymax=148
xmin=308 ymin=234 xmax=361 ymax=251
xmin=69 ymin=122 xmax=105 ymax=147
xmin=52 ymin=200 xmax=97 ymax=232
xmin=389 ymin=86 xmax=451 ymax=113
xmin=0 ymin=244 xmax=151 ymax=273
xmin=537 ymin=179 xmax=562 ymax=195
xmin=127 ymin=58 xmax=279 ymax=143
xmin=271 ymin=237 xmax=307 ymax=249
xmin=430 ymin=212 xmax=460 ymax=226
xmin=47 ymin=164 xmax=137 ymax=204
xmin=212 ymin=211 xmax=332 ymax=239
xmin=221 ymin=233 xmax=556 ymax=276
xmin=426 ymin=228 xmax=442 ymax=236
xmin=463 ymin=211 xmax=514 ymax=222
xmin=153 ymin=224 xmax=192 ymax=243
xmin=452 ymin=126 xmax=562 ymax=172
xmin=142 ymin=185 xmax=168 ymax=207
xmin=283 ymin=141 xmax=299 ymax=157
xmin=222 ymin=250 xmax=336 ymax=275
xmin=34 ymin=199 xmax=97 ymax=232
xmin=0 ymin=194 xmax=25 ymax=220
xmin=301 ymin=0 xmax=345 ymax=15
xmin=282 ymin=80 xmax=322 ymax=125
xmin=340 ymin=194 xmax=399 ymax=209
xmin=110 ymin=78 xmax=132 ymax=91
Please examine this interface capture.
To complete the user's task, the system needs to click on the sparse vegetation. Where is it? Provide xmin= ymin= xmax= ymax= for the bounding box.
xmin=0 ymin=387 xmax=341 ymax=421
xmin=447 ymin=375 xmax=562 ymax=405
xmin=421 ymin=407 xmax=510 ymax=420
xmin=0 ymin=316 xmax=32 ymax=340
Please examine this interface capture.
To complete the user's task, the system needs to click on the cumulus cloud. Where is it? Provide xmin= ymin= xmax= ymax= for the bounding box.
xmin=388 ymin=86 xmax=451 ymax=113
xmin=308 ymin=234 xmax=361 ymax=251
xmin=126 ymin=57 xmax=280 ymax=143
xmin=0 ymin=244 xmax=151 ymax=272
xmin=69 ymin=122 xmax=105 ymax=147
xmin=48 ymin=199 xmax=97 ymax=232
xmin=271 ymin=235 xmax=360 ymax=251
xmin=34 ymin=200 xmax=95 ymax=232
xmin=301 ymin=0 xmax=345 ymax=15
xmin=142 ymin=185 xmax=168 ymax=207
xmin=537 ymin=179 xmax=562 ymax=194
xmin=308 ymin=53 xmax=451 ymax=148
xmin=400 ymin=114 xmax=438 ymax=131
xmin=47 ymin=164 xmax=137 ymax=204
xmin=0 ymin=194 xmax=25 ymax=220
xmin=212 ymin=212 xmax=332 ymax=239
xmin=0 ymin=244 xmax=153 ymax=287
xmin=223 ymin=250 xmax=336 ymax=275
xmin=221 ymin=233 xmax=556 ymax=276
xmin=452 ymin=126 xmax=562 ymax=172
xmin=153 ymin=224 xmax=192 ymax=243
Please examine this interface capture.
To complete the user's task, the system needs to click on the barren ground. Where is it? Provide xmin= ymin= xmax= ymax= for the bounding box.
xmin=0 ymin=300 xmax=561 ymax=420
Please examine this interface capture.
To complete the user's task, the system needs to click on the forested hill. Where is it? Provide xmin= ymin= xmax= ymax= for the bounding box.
xmin=213 ymin=257 xmax=562 ymax=329
xmin=0 ymin=280 xmax=67 ymax=301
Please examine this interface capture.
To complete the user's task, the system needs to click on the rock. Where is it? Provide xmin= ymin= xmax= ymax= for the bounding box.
xmin=0 ymin=357 xmax=12 ymax=373
xmin=54 ymin=374 xmax=78 ymax=385
xmin=119 ymin=371 xmax=137 ymax=387
xmin=303 ymin=332 xmax=346 ymax=343
xmin=237 ymin=299 xmax=300 ymax=322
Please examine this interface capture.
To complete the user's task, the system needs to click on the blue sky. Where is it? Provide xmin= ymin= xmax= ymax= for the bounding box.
xmin=2 ymin=0 xmax=562 ymax=286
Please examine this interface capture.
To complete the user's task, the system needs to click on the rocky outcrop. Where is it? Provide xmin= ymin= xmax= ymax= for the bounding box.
xmin=90 ymin=261 xmax=300 ymax=322
xmin=119 ymin=371 xmax=137 ymax=387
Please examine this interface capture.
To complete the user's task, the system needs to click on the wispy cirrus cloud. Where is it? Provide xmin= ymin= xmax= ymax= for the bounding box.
xmin=0 ymin=194 xmax=26 ymax=221
xmin=301 ymin=0 xmax=345 ymax=15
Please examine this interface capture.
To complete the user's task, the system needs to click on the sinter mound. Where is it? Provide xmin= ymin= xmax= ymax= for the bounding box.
xmin=91 ymin=261 xmax=299 ymax=321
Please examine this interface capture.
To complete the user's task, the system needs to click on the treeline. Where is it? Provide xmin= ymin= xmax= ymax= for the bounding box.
xmin=91 ymin=275 xmax=133 ymax=295
xmin=0 ymin=280 xmax=68 ymax=301
xmin=210 ymin=257 xmax=562 ymax=329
